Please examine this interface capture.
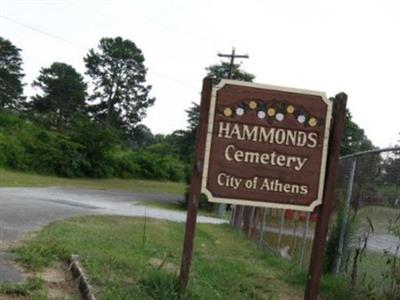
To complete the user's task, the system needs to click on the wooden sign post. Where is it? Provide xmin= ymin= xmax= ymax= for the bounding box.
xmin=304 ymin=92 xmax=347 ymax=299
xmin=179 ymin=78 xmax=213 ymax=292
xmin=179 ymin=78 xmax=347 ymax=300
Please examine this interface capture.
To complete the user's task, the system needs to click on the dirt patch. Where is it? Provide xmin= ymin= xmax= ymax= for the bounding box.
xmin=0 ymin=242 xmax=20 ymax=252
xmin=0 ymin=261 xmax=80 ymax=300
xmin=40 ymin=265 xmax=66 ymax=283
xmin=0 ymin=295 xmax=23 ymax=300
xmin=148 ymin=257 xmax=179 ymax=274
xmin=39 ymin=262 xmax=80 ymax=299
xmin=280 ymin=295 xmax=303 ymax=300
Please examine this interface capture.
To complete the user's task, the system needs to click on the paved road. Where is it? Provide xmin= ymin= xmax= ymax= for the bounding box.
xmin=360 ymin=233 xmax=399 ymax=255
xmin=260 ymin=225 xmax=399 ymax=255
xmin=0 ymin=187 xmax=226 ymax=242
xmin=0 ymin=187 xmax=227 ymax=283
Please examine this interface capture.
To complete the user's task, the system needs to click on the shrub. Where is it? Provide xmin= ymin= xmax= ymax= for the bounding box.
xmin=68 ymin=117 xmax=120 ymax=178
xmin=110 ymin=150 xmax=185 ymax=182
xmin=109 ymin=149 xmax=142 ymax=179
xmin=0 ymin=111 xmax=88 ymax=177
xmin=0 ymin=133 xmax=26 ymax=170
xmin=0 ymin=110 xmax=186 ymax=182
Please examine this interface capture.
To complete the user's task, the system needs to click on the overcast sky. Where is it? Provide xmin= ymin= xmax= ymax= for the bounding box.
xmin=1 ymin=0 xmax=399 ymax=148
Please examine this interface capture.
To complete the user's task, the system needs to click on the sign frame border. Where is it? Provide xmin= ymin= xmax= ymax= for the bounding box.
xmin=200 ymin=79 xmax=333 ymax=212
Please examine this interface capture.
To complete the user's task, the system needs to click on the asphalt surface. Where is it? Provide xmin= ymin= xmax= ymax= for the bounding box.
xmin=0 ymin=252 xmax=22 ymax=283
xmin=2 ymin=187 xmax=397 ymax=284
xmin=261 ymin=225 xmax=400 ymax=255
xmin=0 ymin=187 xmax=226 ymax=283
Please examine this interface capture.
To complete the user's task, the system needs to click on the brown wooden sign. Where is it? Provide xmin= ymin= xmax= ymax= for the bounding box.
xmin=180 ymin=78 xmax=347 ymax=300
xmin=201 ymin=80 xmax=332 ymax=211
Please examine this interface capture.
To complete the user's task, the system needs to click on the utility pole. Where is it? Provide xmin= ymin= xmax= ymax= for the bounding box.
xmin=217 ymin=48 xmax=249 ymax=79
xmin=216 ymin=48 xmax=249 ymax=218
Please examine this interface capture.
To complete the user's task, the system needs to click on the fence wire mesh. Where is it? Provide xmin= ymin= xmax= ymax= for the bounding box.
xmin=229 ymin=147 xmax=400 ymax=298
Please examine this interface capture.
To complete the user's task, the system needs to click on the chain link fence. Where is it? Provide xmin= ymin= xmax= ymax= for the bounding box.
xmin=229 ymin=146 xmax=400 ymax=298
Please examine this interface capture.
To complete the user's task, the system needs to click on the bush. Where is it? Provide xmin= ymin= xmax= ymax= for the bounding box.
xmin=324 ymin=192 xmax=357 ymax=274
xmin=182 ymin=186 xmax=215 ymax=211
xmin=0 ymin=133 xmax=26 ymax=170
xmin=110 ymin=149 xmax=185 ymax=182
xmin=0 ymin=111 xmax=87 ymax=177
xmin=0 ymin=110 xmax=186 ymax=182
xmin=68 ymin=117 xmax=120 ymax=178
xmin=108 ymin=150 xmax=142 ymax=179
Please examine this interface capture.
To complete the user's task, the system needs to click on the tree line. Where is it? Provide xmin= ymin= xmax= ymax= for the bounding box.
xmin=0 ymin=35 xmax=178 ymax=180
xmin=2 ymin=34 xmax=397 ymax=189
xmin=1 ymin=36 xmax=154 ymax=134
xmin=0 ymin=35 xmax=261 ymax=182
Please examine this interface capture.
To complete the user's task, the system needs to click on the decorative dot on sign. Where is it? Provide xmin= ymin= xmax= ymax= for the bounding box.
xmin=297 ymin=114 xmax=306 ymax=124
xmin=267 ymin=108 xmax=276 ymax=117
xmin=224 ymin=107 xmax=233 ymax=117
xmin=257 ymin=111 xmax=266 ymax=119
xmin=249 ymin=101 xmax=257 ymax=110
xmin=287 ymin=105 xmax=295 ymax=114
xmin=236 ymin=107 xmax=245 ymax=116
xmin=276 ymin=112 xmax=285 ymax=122
xmin=308 ymin=117 xmax=318 ymax=127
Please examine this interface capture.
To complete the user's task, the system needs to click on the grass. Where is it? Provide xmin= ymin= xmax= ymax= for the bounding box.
xmin=13 ymin=215 xmax=351 ymax=300
xmin=0 ymin=277 xmax=44 ymax=298
xmin=137 ymin=201 xmax=232 ymax=219
xmin=358 ymin=205 xmax=400 ymax=234
xmin=136 ymin=200 xmax=187 ymax=211
xmin=358 ymin=251 xmax=390 ymax=287
xmin=262 ymin=230 xmax=313 ymax=265
xmin=0 ymin=168 xmax=185 ymax=195
xmin=333 ymin=249 xmax=400 ymax=298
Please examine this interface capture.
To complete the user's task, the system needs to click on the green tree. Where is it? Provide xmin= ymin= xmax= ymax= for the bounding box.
xmin=69 ymin=117 xmax=120 ymax=178
xmin=30 ymin=62 xmax=87 ymax=130
xmin=385 ymin=155 xmax=400 ymax=185
xmin=186 ymin=102 xmax=200 ymax=132
xmin=341 ymin=110 xmax=373 ymax=156
xmin=84 ymin=37 xmax=155 ymax=134
xmin=180 ymin=62 xmax=255 ymax=161
xmin=176 ymin=62 xmax=256 ymax=188
xmin=185 ymin=62 xmax=255 ymax=135
xmin=168 ymin=102 xmax=200 ymax=166
xmin=340 ymin=111 xmax=376 ymax=211
xmin=382 ymin=148 xmax=400 ymax=206
xmin=130 ymin=124 xmax=154 ymax=148
xmin=206 ymin=61 xmax=255 ymax=83
xmin=0 ymin=36 xmax=25 ymax=109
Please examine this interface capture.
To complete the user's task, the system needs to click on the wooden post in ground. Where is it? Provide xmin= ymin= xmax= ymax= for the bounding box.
xmin=179 ymin=78 xmax=213 ymax=293
xmin=304 ymin=93 xmax=347 ymax=300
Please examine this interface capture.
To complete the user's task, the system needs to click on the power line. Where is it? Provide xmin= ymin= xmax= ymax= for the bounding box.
xmin=0 ymin=15 xmax=89 ymax=50
xmin=0 ymin=14 xmax=199 ymax=90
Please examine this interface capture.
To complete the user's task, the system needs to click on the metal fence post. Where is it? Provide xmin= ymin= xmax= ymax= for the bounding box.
xmin=299 ymin=212 xmax=311 ymax=268
xmin=277 ymin=209 xmax=285 ymax=251
xmin=259 ymin=208 xmax=267 ymax=247
xmin=239 ymin=205 xmax=244 ymax=229
xmin=233 ymin=205 xmax=240 ymax=228
xmin=333 ymin=157 xmax=357 ymax=275
xmin=248 ymin=207 xmax=255 ymax=237
xmin=218 ymin=203 xmax=226 ymax=218
xmin=230 ymin=205 xmax=236 ymax=226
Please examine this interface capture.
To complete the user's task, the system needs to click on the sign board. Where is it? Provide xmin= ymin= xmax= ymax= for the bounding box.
xmin=201 ymin=80 xmax=332 ymax=211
